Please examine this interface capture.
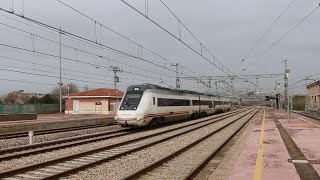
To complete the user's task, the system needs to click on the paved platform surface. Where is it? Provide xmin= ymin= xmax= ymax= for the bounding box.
xmin=205 ymin=108 xmax=320 ymax=180
xmin=0 ymin=113 xmax=115 ymax=134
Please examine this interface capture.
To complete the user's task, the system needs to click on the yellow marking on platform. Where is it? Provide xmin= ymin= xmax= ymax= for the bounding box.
xmin=298 ymin=117 xmax=320 ymax=128
xmin=253 ymin=109 xmax=265 ymax=180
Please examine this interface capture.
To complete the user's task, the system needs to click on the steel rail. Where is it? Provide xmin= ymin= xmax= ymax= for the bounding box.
xmin=122 ymin=108 xmax=259 ymax=180
xmin=0 ymin=129 xmax=135 ymax=161
xmin=0 ymin=109 xmax=246 ymax=161
xmin=184 ymin=108 xmax=260 ymax=179
xmin=41 ymin=109 xmax=256 ymax=180
xmin=0 ymin=123 xmax=115 ymax=140
xmin=0 ymin=108 xmax=253 ymax=179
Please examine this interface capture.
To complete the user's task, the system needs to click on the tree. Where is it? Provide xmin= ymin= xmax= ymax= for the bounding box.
xmin=51 ymin=83 xmax=79 ymax=101
xmin=40 ymin=94 xmax=55 ymax=104
xmin=83 ymin=85 xmax=89 ymax=91
xmin=0 ymin=95 xmax=5 ymax=104
xmin=29 ymin=96 xmax=40 ymax=104
xmin=3 ymin=92 xmax=18 ymax=104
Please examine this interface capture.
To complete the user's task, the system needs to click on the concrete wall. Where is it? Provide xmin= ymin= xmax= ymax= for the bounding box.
xmin=0 ymin=113 xmax=37 ymax=121
xmin=0 ymin=116 xmax=114 ymax=134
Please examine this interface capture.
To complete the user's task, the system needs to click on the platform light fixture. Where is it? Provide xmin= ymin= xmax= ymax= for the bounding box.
xmin=285 ymin=68 xmax=290 ymax=78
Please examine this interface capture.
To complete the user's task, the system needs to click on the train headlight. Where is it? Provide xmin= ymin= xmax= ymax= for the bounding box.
xmin=133 ymin=106 xmax=137 ymax=110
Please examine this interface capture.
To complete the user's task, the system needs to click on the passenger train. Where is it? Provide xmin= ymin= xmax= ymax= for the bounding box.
xmin=115 ymin=84 xmax=236 ymax=127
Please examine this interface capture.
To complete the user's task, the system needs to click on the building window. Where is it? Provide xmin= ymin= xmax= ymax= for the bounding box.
xmin=153 ymin=97 xmax=155 ymax=105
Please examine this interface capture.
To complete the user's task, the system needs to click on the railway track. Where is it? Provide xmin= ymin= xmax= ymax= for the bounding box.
xmin=0 ymin=123 xmax=116 ymax=140
xmin=0 ymin=108 xmax=247 ymax=162
xmin=0 ymin=108 xmax=254 ymax=179
xmin=124 ymin=108 xmax=259 ymax=180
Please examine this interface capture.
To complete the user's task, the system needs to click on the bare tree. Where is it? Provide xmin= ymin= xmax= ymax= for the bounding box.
xmin=83 ymin=85 xmax=89 ymax=91
xmin=0 ymin=95 xmax=6 ymax=104
xmin=51 ymin=83 xmax=79 ymax=101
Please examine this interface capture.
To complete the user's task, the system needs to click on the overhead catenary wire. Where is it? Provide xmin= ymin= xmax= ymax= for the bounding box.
xmin=56 ymin=0 xmax=196 ymax=72
xmin=241 ymin=3 xmax=320 ymax=75
xmin=0 ymin=78 xmax=57 ymax=86
xmin=0 ymin=43 xmax=178 ymax=85
xmin=55 ymin=0 xmax=201 ymax=79
xmin=0 ymin=7 xmax=219 ymax=92
xmin=0 ymin=67 xmax=120 ymax=86
xmin=0 ymin=47 xmax=183 ymax=90
xmin=0 ymin=55 xmax=167 ymax=84
xmin=241 ymin=0 xmax=296 ymax=63
xmin=0 ymin=8 xmax=188 ymax=77
xmin=261 ymin=4 xmax=320 ymax=56
xmin=119 ymin=0 xmax=251 ymax=92
xmin=119 ymin=0 xmax=228 ymax=73
xmin=0 ymin=48 xmax=202 ymax=91
xmin=0 ymin=22 xmax=175 ymax=79
xmin=0 ymin=5 xmax=223 ymax=93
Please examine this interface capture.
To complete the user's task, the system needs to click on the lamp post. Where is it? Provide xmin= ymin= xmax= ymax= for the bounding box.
xmin=284 ymin=68 xmax=290 ymax=122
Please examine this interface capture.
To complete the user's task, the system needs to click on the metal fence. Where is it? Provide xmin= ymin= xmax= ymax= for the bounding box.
xmin=0 ymin=104 xmax=63 ymax=114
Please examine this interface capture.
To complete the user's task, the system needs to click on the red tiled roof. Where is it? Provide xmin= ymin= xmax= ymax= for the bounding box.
xmin=67 ymin=88 xmax=124 ymax=97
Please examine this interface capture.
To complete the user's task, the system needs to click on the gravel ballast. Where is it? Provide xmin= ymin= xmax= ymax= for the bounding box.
xmin=0 ymin=109 xmax=249 ymax=176
xmin=64 ymin=111 xmax=253 ymax=180
xmin=0 ymin=125 xmax=121 ymax=149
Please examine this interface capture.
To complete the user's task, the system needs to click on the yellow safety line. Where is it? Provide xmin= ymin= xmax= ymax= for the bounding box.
xmin=297 ymin=117 xmax=320 ymax=128
xmin=253 ymin=109 xmax=265 ymax=180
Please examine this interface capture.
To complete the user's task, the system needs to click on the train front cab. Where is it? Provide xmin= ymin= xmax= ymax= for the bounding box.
xmin=116 ymin=87 xmax=147 ymax=126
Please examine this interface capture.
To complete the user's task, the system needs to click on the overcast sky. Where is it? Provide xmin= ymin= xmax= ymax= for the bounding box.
xmin=0 ymin=0 xmax=319 ymax=96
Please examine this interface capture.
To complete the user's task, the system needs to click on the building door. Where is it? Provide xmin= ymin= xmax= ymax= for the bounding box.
xmin=73 ymin=100 xmax=80 ymax=114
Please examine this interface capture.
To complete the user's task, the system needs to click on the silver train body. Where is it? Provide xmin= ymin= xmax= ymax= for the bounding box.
xmin=115 ymin=84 xmax=232 ymax=127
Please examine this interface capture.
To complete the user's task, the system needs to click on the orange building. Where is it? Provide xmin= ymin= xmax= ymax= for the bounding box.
xmin=63 ymin=89 xmax=124 ymax=115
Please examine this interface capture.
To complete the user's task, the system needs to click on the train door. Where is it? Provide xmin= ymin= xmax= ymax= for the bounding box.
xmin=151 ymin=96 xmax=157 ymax=113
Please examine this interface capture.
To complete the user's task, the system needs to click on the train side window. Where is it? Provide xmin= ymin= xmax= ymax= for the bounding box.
xmin=153 ymin=97 xmax=155 ymax=105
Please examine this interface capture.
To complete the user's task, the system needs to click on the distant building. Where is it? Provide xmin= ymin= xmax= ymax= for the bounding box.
xmin=307 ymin=81 xmax=320 ymax=111
xmin=63 ymin=88 xmax=124 ymax=114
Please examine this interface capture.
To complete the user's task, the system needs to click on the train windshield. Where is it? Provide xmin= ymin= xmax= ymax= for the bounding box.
xmin=119 ymin=91 xmax=143 ymax=110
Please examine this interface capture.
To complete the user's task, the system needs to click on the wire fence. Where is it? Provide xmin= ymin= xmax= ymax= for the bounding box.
xmin=0 ymin=104 xmax=63 ymax=114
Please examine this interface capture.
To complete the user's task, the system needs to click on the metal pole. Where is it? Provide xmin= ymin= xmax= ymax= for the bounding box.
xmin=277 ymin=82 xmax=280 ymax=109
xmin=113 ymin=68 xmax=117 ymax=112
xmin=59 ymin=27 xmax=62 ymax=113
xmin=67 ymin=86 xmax=70 ymax=115
xmin=283 ymin=60 xmax=290 ymax=122
xmin=110 ymin=66 xmax=122 ymax=112
xmin=171 ymin=63 xmax=180 ymax=90
xmin=284 ymin=60 xmax=288 ymax=112
xmin=215 ymin=82 xmax=218 ymax=95
xmin=113 ymin=69 xmax=117 ymax=90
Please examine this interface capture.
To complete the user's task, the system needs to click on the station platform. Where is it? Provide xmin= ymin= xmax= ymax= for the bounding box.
xmin=0 ymin=113 xmax=115 ymax=134
xmin=202 ymin=108 xmax=320 ymax=180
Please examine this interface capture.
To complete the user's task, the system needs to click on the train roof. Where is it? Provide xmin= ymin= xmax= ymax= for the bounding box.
xmin=126 ymin=84 xmax=226 ymax=98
